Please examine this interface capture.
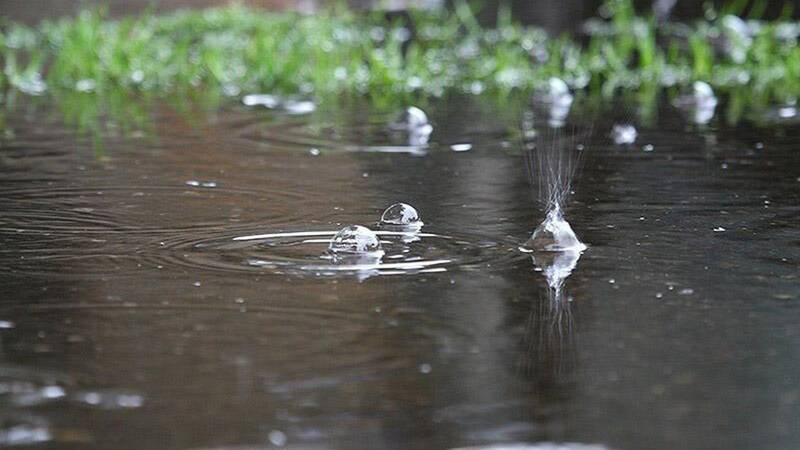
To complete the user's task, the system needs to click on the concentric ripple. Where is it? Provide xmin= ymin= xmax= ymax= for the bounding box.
xmin=155 ymin=228 xmax=527 ymax=278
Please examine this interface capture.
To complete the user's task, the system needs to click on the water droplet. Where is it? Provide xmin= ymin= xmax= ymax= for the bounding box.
xmin=643 ymin=144 xmax=654 ymax=152
xmin=380 ymin=203 xmax=423 ymax=228
xmin=327 ymin=225 xmax=383 ymax=255
xmin=713 ymin=227 xmax=726 ymax=232
xmin=611 ymin=124 xmax=637 ymax=145
xmin=309 ymin=148 xmax=320 ymax=156
xmin=679 ymin=288 xmax=694 ymax=295
xmin=419 ymin=363 xmax=432 ymax=374
xmin=0 ymin=321 xmax=15 ymax=329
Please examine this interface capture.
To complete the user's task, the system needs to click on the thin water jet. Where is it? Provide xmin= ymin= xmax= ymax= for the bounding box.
xmin=522 ymin=125 xmax=587 ymax=254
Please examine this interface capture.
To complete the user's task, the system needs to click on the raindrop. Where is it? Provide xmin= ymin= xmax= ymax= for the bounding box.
xmin=450 ymin=143 xmax=472 ymax=152
xmin=380 ymin=203 xmax=423 ymax=229
xmin=643 ymin=144 xmax=654 ymax=152
xmin=610 ymin=124 xmax=637 ymax=145
xmin=327 ymin=225 xmax=383 ymax=255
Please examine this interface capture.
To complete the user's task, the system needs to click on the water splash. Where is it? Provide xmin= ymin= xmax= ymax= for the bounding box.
xmin=674 ymin=81 xmax=718 ymax=125
xmin=522 ymin=126 xmax=586 ymax=254
xmin=397 ymin=106 xmax=434 ymax=147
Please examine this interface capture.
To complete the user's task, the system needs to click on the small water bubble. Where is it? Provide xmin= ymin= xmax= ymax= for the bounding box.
xmin=0 ymin=321 xmax=15 ymax=329
xmin=755 ymin=142 xmax=764 ymax=150
xmin=268 ymin=430 xmax=287 ymax=447
xmin=611 ymin=124 xmax=637 ymax=145
xmin=186 ymin=180 xmax=200 ymax=187
xmin=679 ymin=288 xmax=694 ymax=295
xmin=655 ymin=292 xmax=663 ymax=299
xmin=309 ymin=148 xmax=320 ymax=156
xmin=380 ymin=203 xmax=423 ymax=228
xmin=327 ymin=225 xmax=383 ymax=255
xmin=450 ymin=143 xmax=472 ymax=152
xmin=419 ymin=363 xmax=432 ymax=374
xmin=193 ymin=281 xmax=201 ymax=287
xmin=713 ymin=227 xmax=726 ymax=232
xmin=643 ymin=144 xmax=654 ymax=152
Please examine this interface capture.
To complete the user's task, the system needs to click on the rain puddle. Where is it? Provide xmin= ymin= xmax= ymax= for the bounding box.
xmin=0 ymin=86 xmax=799 ymax=450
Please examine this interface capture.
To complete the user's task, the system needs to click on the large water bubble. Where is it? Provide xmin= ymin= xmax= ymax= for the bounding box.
xmin=524 ymin=209 xmax=586 ymax=252
xmin=380 ymin=203 xmax=423 ymax=229
xmin=327 ymin=225 xmax=384 ymax=255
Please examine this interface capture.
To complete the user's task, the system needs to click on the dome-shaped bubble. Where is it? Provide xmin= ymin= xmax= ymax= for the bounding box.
xmin=327 ymin=225 xmax=383 ymax=255
xmin=380 ymin=203 xmax=423 ymax=228
xmin=405 ymin=106 xmax=430 ymax=129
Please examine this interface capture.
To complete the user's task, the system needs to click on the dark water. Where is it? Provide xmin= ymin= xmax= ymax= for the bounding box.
xmin=0 ymin=92 xmax=799 ymax=450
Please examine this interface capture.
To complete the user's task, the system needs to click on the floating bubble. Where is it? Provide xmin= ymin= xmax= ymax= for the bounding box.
xmin=380 ymin=203 xmax=423 ymax=229
xmin=610 ymin=124 xmax=637 ymax=145
xmin=327 ymin=225 xmax=383 ymax=255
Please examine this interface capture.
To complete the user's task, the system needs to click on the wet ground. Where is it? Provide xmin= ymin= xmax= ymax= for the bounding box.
xmin=0 ymin=91 xmax=799 ymax=450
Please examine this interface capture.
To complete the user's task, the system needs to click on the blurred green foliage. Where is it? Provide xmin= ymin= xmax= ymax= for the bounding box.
xmin=0 ymin=0 xmax=798 ymax=133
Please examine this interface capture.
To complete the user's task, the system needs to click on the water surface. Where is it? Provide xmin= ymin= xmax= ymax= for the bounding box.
xmin=0 ymin=94 xmax=798 ymax=449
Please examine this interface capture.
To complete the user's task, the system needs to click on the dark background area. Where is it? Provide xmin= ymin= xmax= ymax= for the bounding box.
xmin=2 ymin=0 xmax=800 ymax=30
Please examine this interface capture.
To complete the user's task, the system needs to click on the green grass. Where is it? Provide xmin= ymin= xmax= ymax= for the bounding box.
xmin=1 ymin=0 xmax=798 ymax=123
